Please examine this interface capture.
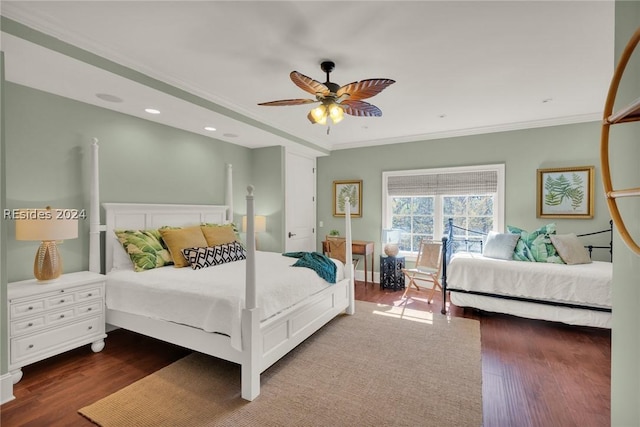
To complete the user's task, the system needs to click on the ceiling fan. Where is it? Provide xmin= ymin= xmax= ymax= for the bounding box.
xmin=258 ymin=61 xmax=395 ymax=126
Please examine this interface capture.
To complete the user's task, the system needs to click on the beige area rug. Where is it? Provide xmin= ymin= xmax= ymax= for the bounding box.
xmin=80 ymin=300 xmax=482 ymax=427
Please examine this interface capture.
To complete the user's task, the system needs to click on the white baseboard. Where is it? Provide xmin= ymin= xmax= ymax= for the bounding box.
xmin=0 ymin=373 xmax=15 ymax=405
xmin=354 ymin=270 xmax=380 ymax=284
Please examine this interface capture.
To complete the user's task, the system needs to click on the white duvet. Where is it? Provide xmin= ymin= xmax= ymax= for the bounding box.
xmin=106 ymin=251 xmax=344 ymax=350
xmin=447 ymin=252 xmax=612 ymax=308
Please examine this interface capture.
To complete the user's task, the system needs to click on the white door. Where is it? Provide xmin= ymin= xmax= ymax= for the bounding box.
xmin=285 ymin=151 xmax=316 ymax=252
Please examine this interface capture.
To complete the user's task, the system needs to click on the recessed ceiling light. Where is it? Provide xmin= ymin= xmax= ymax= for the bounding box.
xmin=145 ymin=108 xmax=161 ymax=114
xmin=438 ymin=114 xmax=447 ymax=119
xmin=96 ymin=93 xmax=123 ymax=103
xmin=223 ymin=133 xmax=239 ymax=138
xmin=204 ymin=126 xmax=217 ymax=131
xmin=542 ymin=98 xmax=553 ymax=103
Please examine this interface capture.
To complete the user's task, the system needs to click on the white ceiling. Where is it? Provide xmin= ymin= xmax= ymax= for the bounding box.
xmin=1 ymin=1 xmax=615 ymax=156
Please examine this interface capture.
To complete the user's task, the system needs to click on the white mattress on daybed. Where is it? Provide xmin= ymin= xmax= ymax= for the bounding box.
xmin=106 ymin=251 xmax=344 ymax=350
xmin=447 ymin=252 xmax=612 ymax=308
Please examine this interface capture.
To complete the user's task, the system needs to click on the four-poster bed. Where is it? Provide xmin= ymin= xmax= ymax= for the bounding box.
xmin=88 ymin=139 xmax=355 ymax=401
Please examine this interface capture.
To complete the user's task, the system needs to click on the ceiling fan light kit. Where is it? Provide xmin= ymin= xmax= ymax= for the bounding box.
xmin=308 ymin=102 xmax=344 ymax=125
xmin=259 ymin=60 xmax=395 ymax=126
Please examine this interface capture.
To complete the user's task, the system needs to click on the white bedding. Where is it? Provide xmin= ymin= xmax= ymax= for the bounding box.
xmin=106 ymin=251 xmax=345 ymax=350
xmin=447 ymin=252 xmax=612 ymax=309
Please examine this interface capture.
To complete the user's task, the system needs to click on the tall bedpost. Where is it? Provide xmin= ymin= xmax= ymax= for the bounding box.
xmin=241 ymin=185 xmax=260 ymax=400
xmin=344 ymin=197 xmax=355 ymax=315
xmin=89 ymin=138 xmax=100 ymax=274
xmin=441 ymin=236 xmax=448 ymax=315
xmin=245 ymin=185 xmax=256 ymax=310
xmin=225 ymin=164 xmax=233 ymax=223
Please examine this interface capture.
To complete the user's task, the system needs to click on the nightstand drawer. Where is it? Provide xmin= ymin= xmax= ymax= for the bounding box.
xmin=11 ymin=300 xmax=46 ymax=318
xmin=76 ymin=301 xmax=103 ymax=317
xmin=46 ymin=293 xmax=76 ymax=310
xmin=11 ymin=316 xmax=47 ymax=336
xmin=11 ymin=316 xmax=103 ymax=364
xmin=75 ymin=286 xmax=102 ymax=303
xmin=47 ymin=308 xmax=75 ymax=325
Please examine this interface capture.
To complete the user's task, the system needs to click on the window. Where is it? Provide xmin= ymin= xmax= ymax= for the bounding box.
xmin=382 ymin=164 xmax=505 ymax=257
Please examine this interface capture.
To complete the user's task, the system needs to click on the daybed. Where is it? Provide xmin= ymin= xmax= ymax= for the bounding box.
xmin=440 ymin=219 xmax=613 ymax=328
xmin=87 ymin=140 xmax=355 ymax=401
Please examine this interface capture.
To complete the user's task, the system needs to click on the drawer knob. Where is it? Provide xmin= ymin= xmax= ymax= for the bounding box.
xmin=60 ymin=314 xmax=65 ymax=318
xmin=88 ymin=326 xmax=93 ymax=330
xmin=28 ymin=344 xmax=34 ymax=349
xmin=28 ymin=306 xmax=33 ymax=310
xmin=27 ymin=322 xmax=33 ymax=327
xmin=59 ymin=299 xmax=65 ymax=303
xmin=87 ymin=308 xmax=92 ymax=311
xmin=88 ymin=293 xmax=93 ymax=297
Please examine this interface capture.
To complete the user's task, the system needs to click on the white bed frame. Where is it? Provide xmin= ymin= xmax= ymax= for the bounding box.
xmin=87 ymin=139 xmax=355 ymax=401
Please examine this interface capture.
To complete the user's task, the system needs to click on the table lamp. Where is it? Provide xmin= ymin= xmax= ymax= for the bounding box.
xmin=15 ymin=207 xmax=79 ymax=282
xmin=242 ymin=215 xmax=267 ymax=249
xmin=381 ymin=229 xmax=401 ymax=257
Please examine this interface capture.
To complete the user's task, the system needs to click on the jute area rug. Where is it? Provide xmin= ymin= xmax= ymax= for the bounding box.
xmin=80 ymin=300 xmax=482 ymax=427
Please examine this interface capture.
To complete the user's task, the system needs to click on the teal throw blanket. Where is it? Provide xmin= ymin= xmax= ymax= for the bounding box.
xmin=282 ymin=252 xmax=337 ymax=284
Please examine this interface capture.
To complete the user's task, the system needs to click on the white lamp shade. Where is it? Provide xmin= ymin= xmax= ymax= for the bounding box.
xmin=15 ymin=209 xmax=79 ymax=241
xmin=381 ymin=229 xmax=401 ymax=244
xmin=242 ymin=215 xmax=266 ymax=233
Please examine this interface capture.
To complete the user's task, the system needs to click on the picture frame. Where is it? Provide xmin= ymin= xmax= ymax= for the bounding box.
xmin=333 ymin=180 xmax=362 ymax=218
xmin=536 ymin=166 xmax=594 ymax=219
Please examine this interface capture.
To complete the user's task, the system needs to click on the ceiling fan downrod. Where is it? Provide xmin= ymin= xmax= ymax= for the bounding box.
xmin=320 ymin=61 xmax=340 ymax=93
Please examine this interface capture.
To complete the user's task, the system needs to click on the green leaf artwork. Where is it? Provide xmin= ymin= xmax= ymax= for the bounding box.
xmin=337 ymin=184 xmax=358 ymax=213
xmin=544 ymin=172 xmax=584 ymax=211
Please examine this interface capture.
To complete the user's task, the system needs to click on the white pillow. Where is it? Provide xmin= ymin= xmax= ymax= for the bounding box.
xmin=112 ymin=240 xmax=134 ymax=270
xmin=483 ymin=231 xmax=520 ymax=260
xmin=550 ymin=234 xmax=592 ymax=265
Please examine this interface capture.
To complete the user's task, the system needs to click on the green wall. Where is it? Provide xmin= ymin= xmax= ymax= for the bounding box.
xmin=250 ymin=146 xmax=285 ymax=252
xmin=4 ymin=83 xmax=258 ymax=283
xmin=611 ymin=2 xmax=640 ymax=425
xmin=317 ymin=121 xmax=612 ymax=271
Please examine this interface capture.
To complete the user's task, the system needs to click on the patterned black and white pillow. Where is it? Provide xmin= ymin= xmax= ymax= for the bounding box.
xmin=182 ymin=241 xmax=247 ymax=269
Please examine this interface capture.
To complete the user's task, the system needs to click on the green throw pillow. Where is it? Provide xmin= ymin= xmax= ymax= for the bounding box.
xmin=506 ymin=223 xmax=565 ymax=264
xmin=114 ymin=229 xmax=173 ymax=271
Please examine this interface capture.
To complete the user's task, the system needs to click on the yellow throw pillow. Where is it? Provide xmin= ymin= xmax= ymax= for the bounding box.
xmin=201 ymin=224 xmax=238 ymax=247
xmin=159 ymin=226 xmax=208 ymax=268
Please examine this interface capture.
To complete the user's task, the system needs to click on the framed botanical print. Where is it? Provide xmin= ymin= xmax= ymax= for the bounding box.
xmin=536 ymin=166 xmax=594 ymax=219
xmin=333 ymin=180 xmax=362 ymax=217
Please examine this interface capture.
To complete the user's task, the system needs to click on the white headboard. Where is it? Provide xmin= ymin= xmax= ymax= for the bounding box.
xmin=89 ymin=138 xmax=234 ymax=274
xmin=102 ymin=203 xmax=228 ymax=272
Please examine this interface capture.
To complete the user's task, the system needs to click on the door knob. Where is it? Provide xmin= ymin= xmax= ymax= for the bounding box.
xmin=288 ymin=232 xmax=296 ymax=238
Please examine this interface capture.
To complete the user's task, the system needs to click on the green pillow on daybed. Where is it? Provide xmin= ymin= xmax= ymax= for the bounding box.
xmin=507 ymin=223 xmax=564 ymax=264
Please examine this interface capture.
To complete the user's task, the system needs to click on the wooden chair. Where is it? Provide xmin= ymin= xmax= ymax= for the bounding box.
xmin=401 ymin=239 xmax=443 ymax=303
xmin=326 ymin=237 xmax=360 ymax=271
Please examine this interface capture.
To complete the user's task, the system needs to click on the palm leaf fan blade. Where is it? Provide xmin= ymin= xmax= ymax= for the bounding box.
xmin=341 ymin=100 xmax=383 ymax=117
xmin=258 ymin=99 xmax=318 ymax=106
xmin=290 ymin=71 xmax=330 ymax=96
xmin=336 ymin=78 xmax=395 ymax=101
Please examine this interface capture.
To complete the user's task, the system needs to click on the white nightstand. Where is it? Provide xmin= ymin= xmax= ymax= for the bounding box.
xmin=8 ymin=271 xmax=107 ymax=384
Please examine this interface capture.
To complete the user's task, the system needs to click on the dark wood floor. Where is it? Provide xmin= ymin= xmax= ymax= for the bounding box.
xmin=1 ymin=282 xmax=611 ymax=427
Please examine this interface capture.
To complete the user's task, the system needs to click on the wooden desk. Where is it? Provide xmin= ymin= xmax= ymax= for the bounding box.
xmin=322 ymin=240 xmax=375 ymax=286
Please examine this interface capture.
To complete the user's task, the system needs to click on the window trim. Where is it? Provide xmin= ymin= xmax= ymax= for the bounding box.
xmin=382 ymin=164 xmax=505 ymax=258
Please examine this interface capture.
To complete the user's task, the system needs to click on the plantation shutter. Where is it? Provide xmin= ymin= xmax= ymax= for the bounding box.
xmin=387 ymin=170 xmax=498 ymax=196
